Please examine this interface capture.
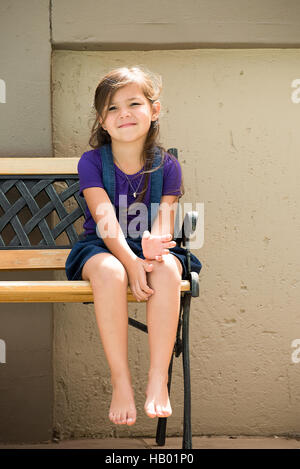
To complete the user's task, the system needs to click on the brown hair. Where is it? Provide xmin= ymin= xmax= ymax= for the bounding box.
xmin=89 ymin=66 xmax=184 ymax=203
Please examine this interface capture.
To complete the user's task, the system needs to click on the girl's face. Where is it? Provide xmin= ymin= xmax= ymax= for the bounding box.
xmin=99 ymin=83 xmax=160 ymax=145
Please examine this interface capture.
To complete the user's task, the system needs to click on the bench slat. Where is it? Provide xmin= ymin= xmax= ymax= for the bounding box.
xmin=0 ymin=250 xmax=70 ymax=270
xmin=0 ymin=158 xmax=79 ymax=175
xmin=0 ymin=280 xmax=191 ymax=303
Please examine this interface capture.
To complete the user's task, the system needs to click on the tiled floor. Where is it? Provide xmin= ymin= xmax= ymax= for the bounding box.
xmin=0 ymin=436 xmax=300 ymax=449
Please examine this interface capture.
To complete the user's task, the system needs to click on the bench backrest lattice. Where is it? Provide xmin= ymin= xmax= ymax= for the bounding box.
xmin=0 ymin=159 xmax=85 ymax=250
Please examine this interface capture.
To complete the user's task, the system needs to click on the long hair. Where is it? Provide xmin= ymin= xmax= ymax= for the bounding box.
xmin=88 ymin=66 xmax=184 ymax=203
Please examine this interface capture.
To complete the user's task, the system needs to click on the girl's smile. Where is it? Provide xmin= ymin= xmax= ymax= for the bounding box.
xmin=119 ymin=123 xmax=137 ymax=128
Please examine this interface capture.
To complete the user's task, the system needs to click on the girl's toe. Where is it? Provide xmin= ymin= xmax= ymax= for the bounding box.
xmin=145 ymin=401 xmax=156 ymax=418
xmin=162 ymin=408 xmax=171 ymax=417
xmin=155 ymin=405 xmax=164 ymax=417
xmin=127 ymin=416 xmax=135 ymax=425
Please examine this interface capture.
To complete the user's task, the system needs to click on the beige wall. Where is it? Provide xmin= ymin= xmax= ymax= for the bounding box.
xmin=0 ymin=0 xmax=52 ymax=155
xmin=52 ymin=49 xmax=300 ymax=438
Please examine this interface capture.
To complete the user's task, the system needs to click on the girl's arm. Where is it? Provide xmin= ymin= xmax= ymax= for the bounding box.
xmin=82 ymin=187 xmax=137 ymax=267
xmin=142 ymin=195 xmax=178 ymax=261
xmin=150 ymin=195 xmax=179 ymax=238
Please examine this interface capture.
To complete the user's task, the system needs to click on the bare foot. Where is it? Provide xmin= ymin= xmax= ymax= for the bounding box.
xmin=144 ymin=372 xmax=172 ymax=418
xmin=109 ymin=377 xmax=136 ymax=426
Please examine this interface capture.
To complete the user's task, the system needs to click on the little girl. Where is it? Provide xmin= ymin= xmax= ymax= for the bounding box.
xmin=65 ymin=66 xmax=202 ymax=426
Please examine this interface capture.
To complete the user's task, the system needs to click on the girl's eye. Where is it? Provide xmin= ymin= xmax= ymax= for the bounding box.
xmin=108 ymin=102 xmax=141 ymax=111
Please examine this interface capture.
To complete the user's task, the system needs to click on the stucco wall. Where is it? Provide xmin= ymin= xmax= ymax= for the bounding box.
xmin=52 ymin=49 xmax=300 ymax=438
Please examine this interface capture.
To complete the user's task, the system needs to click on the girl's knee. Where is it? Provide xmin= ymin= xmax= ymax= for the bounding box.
xmin=148 ymin=255 xmax=182 ymax=282
xmin=99 ymin=259 xmax=128 ymax=285
xmin=83 ymin=253 xmax=128 ymax=285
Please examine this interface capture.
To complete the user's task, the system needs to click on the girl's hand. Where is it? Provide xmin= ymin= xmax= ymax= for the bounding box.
xmin=125 ymin=257 xmax=155 ymax=302
xmin=142 ymin=230 xmax=176 ymax=262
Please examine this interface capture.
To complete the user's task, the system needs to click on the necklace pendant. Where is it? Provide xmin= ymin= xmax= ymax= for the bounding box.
xmin=133 ymin=192 xmax=136 ymax=198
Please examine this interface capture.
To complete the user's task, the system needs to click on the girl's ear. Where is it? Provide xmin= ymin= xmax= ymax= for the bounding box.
xmin=98 ymin=116 xmax=106 ymax=130
xmin=151 ymin=100 xmax=161 ymax=121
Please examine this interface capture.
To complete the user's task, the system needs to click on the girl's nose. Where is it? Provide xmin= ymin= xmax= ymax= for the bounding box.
xmin=119 ymin=107 xmax=131 ymax=118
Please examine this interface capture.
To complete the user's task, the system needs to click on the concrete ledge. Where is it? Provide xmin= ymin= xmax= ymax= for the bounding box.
xmin=52 ymin=0 xmax=300 ymax=49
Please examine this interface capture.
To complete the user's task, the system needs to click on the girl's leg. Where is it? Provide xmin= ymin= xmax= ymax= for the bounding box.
xmin=82 ymin=252 xmax=136 ymax=426
xmin=144 ymin=255 xmax=183 ymax=418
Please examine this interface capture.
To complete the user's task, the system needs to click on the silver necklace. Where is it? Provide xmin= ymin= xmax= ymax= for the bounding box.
xmin=114 ymin=159 xmax=144 ymax=198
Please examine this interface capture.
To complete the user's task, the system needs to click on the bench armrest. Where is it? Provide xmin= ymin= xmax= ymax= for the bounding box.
xmin=174 ymin=211 xmax=200 ymax=296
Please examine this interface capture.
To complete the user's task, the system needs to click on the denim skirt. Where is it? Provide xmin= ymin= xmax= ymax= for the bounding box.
xmin=65 ymin=233 xmax=202 ymax=281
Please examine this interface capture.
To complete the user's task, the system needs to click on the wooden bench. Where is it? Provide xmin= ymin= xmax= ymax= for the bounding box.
xmin=0 ymin=150 xmax=200 ymax=449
